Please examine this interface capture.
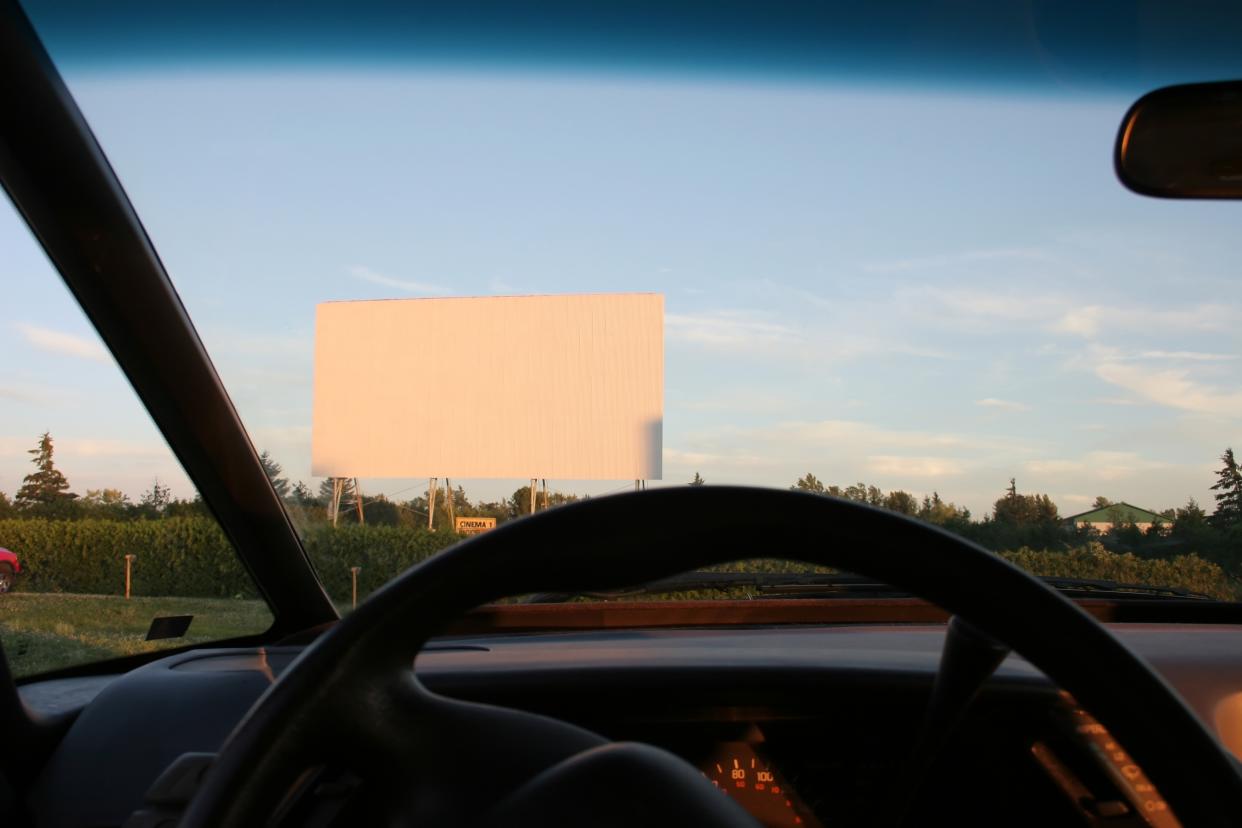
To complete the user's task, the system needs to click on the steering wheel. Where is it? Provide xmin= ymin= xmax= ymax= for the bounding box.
xmin=180 ymin=487 xmax=1242 ymax=826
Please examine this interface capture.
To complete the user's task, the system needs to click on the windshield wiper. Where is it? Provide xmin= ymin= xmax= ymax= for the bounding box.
xmin=523 ymin=572 xmax=1216 ymax=603
xmin=1033 ymin=576 xmax=1214 ymax=601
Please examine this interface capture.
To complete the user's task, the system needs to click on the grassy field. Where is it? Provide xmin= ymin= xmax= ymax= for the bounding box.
xmin=0 ymin=593 xmax=272 ymax=678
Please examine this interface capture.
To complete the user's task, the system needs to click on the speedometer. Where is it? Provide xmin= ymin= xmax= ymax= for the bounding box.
xmin=701 ymin=742 xmax=822 ymax=828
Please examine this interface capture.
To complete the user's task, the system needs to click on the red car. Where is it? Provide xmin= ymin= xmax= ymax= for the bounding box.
xmin=0 ymin=548 xmax=19 ymax=593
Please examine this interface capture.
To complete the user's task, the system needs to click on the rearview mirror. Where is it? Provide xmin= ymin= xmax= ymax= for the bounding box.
xmin=1115 ymin=81 xmax=1242 ymax=198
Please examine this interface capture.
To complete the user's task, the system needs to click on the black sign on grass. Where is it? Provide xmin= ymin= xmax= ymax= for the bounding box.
xmin=145 ymin=615 xmax=193 ymax=641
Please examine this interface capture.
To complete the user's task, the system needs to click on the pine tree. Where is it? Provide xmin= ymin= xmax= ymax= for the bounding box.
xmin=15 ymin=432 xmax=76 ymax=506
xmin=259 ymin=451 xmax=291 ymax=499
xmin=994 ymin=480 xmax=1058 ymax=525
xmin=290 ymin=481 xmax=316 ymax=506
xmin=317 ymin=477 xmax=356 ymax=520
xmin=689 ymin=472 xmax=705 ymax=486
xmin=318 ymin=477 xmax=355 ymax=503
xmin=1210 ymin=448 xmax=1242 ymax=529
xmin=139 ymin=479 xmax=171 ymax=513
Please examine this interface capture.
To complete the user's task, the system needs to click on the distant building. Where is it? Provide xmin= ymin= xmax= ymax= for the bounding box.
xmin=1064 ymin=502 xmax=1167 ymax=534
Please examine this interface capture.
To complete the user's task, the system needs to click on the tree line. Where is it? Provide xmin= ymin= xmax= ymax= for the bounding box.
xmin=786 ymin=450 xmax=1242 ymax=571
xmin=4 ymin=431 xmax=1240 ymax=568
xmin=0 ymin=433 xmax=580 ymax=529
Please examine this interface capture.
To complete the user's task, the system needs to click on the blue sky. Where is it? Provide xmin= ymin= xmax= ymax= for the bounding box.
xmin=2 ymin=69 xmax=1240 ymax=518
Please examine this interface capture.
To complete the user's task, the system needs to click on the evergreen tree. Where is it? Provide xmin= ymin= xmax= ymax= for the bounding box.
xmin=259 ymin=451 xmax=291 ymax=499
xmin=317 ymin=477 xmax=357 ymax=521
xmin=689 ymin=472 xmax=706 ymax=486
xmin=15 ymin=432 xmax=76 ymax=507
xmin=289 ymin=481 xmax=317 ymax=506
xmin=139 ymin=479 xmax=171 ymax=514
xmin=1210 ymin=448 xmax=1242 ymax=529
xmin=993 ymin=479 xmax=1058 ymax=525
xmin=317 ymin=477 xmax=355 ymax=503
xmin=917 ymin=492 xmax=972 ymax=527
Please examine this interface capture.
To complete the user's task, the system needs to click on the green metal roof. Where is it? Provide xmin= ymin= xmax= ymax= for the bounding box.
xmin=1064 ymin=502 xmax=1166 ymax=524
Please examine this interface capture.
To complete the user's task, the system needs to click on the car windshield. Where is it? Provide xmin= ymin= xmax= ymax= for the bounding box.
xmin=3 ymin=2 xmax=1242 ymax=675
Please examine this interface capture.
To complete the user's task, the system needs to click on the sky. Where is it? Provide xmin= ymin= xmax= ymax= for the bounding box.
xmin=2 ymin=68 xmax=1240 ymax=519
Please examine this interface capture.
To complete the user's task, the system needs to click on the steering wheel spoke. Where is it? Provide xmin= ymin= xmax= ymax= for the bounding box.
xmin=378 ymin=672 xmax=610 ymax=808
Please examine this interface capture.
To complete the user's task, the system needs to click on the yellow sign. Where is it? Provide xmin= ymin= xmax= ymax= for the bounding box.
xmin=454 ymin=516 xmax=497 ymax=535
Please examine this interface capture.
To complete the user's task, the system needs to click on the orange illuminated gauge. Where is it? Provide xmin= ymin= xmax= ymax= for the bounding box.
xmin=1065 ymin=706 xmax=1181 ymax=828
xmin=701 ymin=742 xmax=822 ymax=828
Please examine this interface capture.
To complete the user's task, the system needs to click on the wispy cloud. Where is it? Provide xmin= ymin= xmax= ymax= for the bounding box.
xmin=0 ymin=381 xmax=77 ymax=405
xmin=774 ymin=419 xmax=972 ymax=450
xmin=666 ymin=310 xmax=799 ymax=351
xmin=15 ymin=323 xmax=108 ymax=363
xmin=1024 ymin=451 xmax=1169 ymax=481
xmin=1134 ymin=350 xmax=1237 ymax=362
xmin=898 ymin=287 xmax=1068 ymax=335
xmin=1092 ymin=360 xmax=1242 ymax=417
xmin=251 ymin=425 xmax=312 ymax=447
xmin=1052 ymin=304 xmax=1236 ymax=338
xmin=864 ymin=246 xmax=1055 ymax=275
xmin=907 ymin=287 xmax=1239 ymax=343
xmin=675 ymin=390 xmax=795 ymax=416
xmin=208 ymin=330 xmax=312 ymax=358
xmin=0 ymin=385 xmax=37 ymax=403
xmin=666 ymin=304 xmax=947 ymax=363
xmin=662 ymin=447 xmax=773 ymax=469
xmin=348 ymin=265 xmax=448 ymax=296
xmin=866 ymin=455 xmax=966 ymax=477
xmin=666 ymin=419 xmax=1030 ymax=484
xmin=976 ymin=397 xmax=1029 ymax=412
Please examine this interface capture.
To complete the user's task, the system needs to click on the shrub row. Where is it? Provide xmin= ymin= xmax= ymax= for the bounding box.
xmin=0 ymin=518 xmax=251 ymax=597
xmin=0 ymin=518 xmax=464 ymax=600
xmin=0 ymin=519 xmax=1235 ymax=603
xmin=302 ymin=523 xmax=462 ymax=600
xmin=998 ymin=543 xmax=1238 ymax=601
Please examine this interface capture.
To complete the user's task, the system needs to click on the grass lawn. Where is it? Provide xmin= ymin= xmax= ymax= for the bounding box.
xmin=0 ymin=593 xmax=273 ymax=679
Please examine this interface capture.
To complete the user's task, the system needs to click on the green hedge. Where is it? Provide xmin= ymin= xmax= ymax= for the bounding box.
xmin=1 ymin=519 xmax=1236 ymax=603
xmin=0 ymin=518 xmax=465 ymax=600
xmin=998 ymin=543 xmax=1238 ymax=601
xmin=0 ymin=518 xmax=251 ymax=597
xmin=302 ymin=523 xmax=462 ymax=600
xmin=678 ymin=544 xmax=1236 ymax=602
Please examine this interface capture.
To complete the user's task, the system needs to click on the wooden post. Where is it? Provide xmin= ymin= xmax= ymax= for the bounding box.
xmin=428 ymin=477 xmax=438 ymax=530
xmin=635 ymin=479 xmax=641 ymax=492
xmin=542 ymin=478 xmax=548 ymax=510
xmin=124 ymin=554 xmax=136 ymax=599
xmin=354 ymin=478 xmax=364 ymax=524
xmin=350 ymin=566 xmax=361 ymax=609
xmin=330 ymin=477 xmax=344 ymax=527
xmin=530 ymin=478 xmax=537 ymax=514
xmin=445 ymin=477 xmax=456 ymax=528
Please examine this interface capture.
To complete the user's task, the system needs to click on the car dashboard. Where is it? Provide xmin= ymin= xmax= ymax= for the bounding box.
xmin=20 ymin=623 xmax=1242 ymax=828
